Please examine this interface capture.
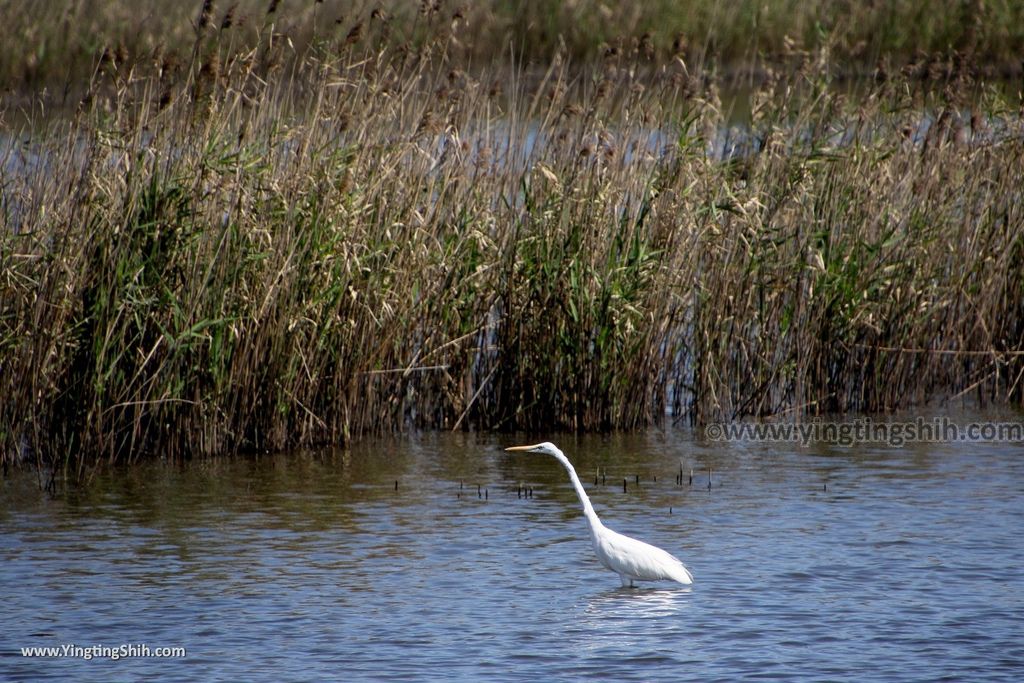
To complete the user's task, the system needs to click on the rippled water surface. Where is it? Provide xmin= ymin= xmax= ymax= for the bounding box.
xmin=3 ymin=421 xmax=1024 ymax=681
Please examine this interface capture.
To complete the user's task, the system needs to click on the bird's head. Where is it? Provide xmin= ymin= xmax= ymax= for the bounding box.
xmin=505 ymin=441 xmax=562 ymax=457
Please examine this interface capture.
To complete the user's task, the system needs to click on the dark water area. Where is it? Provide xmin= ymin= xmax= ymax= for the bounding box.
xmin=3 ymin=412 xmax=1024 ymax=681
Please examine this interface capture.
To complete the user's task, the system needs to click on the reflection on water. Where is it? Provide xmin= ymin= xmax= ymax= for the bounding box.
xmin=587 ymin=585 xmax=693 ymax=618
xmin=3 ymin=415 xmax=1024 ymax=681
xmin=578 ymin=587 xmax=694 ymax=657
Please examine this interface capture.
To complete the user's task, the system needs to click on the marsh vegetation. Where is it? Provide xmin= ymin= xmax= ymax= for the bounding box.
xmin=2 ymin=1 xmax=1023 ymax=472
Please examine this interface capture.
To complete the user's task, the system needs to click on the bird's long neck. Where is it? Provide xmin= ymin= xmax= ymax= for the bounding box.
xmin=551 ymin=450 xmax=604 ymax=535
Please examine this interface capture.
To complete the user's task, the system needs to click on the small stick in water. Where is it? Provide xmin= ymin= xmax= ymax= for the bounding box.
xmin=394 ymin=480 xmax=398 ymax=491
xmin=477 ymin=484 xmax=481 ymax=499
xmin=485 ymin=488 xmax=489 ymax=500
xmin=707 ymin=467 xmax=712 ymax=491
xmin=635 ymin=474 xmax=640 ymax=485
xmin=623 ymin=478 xmax=628 ymax=493
xmin=689 ymin=468 xmax=693 ymax=486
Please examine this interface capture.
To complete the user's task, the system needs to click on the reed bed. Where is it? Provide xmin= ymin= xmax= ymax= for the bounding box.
xmin=4 ymin=0 xmax=1024 ymax=91
xmin=2 ymin=3 xmax=1023 ymax=472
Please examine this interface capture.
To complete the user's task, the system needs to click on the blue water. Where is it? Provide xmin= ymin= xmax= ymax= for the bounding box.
xmin=2 ymin=424 xmax=1023 ymax=681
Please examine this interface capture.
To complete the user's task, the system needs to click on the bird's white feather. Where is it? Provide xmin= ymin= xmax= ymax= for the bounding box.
xmin=594 ymin=527 xmax=693 ymax=584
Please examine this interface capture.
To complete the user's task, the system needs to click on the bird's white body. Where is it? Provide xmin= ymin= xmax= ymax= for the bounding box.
xmin=506 ymin=442 xmax=693 ymax=587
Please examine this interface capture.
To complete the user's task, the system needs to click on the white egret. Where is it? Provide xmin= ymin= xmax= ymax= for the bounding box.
xmin=506 ymin=442 xmax=694 ymax=587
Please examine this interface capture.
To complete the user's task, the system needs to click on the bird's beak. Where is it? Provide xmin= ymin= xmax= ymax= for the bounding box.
xmin=505 ymin=444 xmax=542 ymax=452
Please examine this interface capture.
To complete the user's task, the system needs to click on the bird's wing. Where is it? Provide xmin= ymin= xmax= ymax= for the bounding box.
xmin=598 ymin=528 xmax=693 ymax=583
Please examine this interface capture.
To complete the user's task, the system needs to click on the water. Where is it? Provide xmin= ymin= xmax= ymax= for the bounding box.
xmin=3 ymin=421 xmax=1024 ymax=681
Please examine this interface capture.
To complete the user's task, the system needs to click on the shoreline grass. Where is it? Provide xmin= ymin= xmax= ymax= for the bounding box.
xmin=2 ymin=4 xmax=1024 ymax=474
